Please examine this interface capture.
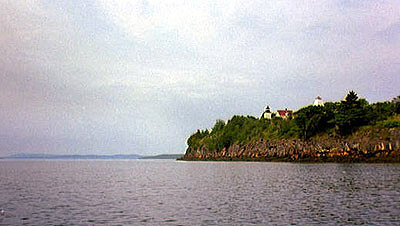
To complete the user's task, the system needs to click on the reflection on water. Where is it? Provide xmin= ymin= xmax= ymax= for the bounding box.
xmin=0 ymin=160 xmax=399 ymax=225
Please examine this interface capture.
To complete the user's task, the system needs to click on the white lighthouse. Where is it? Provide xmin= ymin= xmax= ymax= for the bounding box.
xmin=313 ymin=96 xmax=324 ymax=106
xmin=261 ymin=105 xmax=272 ymax=119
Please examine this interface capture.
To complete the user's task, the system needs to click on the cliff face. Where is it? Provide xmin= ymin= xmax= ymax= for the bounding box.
xmin=181 ymin=128 xmax=400 ymax=162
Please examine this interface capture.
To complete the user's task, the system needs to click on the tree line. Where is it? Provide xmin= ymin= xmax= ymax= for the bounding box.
xmin=187 ymin=91 xmax=400 ymax=152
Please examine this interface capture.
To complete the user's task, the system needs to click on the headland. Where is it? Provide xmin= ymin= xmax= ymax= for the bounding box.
xmin=180 ymin=91 xmax=400 ymax=163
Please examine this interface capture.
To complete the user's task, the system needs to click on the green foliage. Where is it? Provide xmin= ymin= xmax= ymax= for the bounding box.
xmin=368 ymin=101 xmax=395 ymax=123
xmin=186 ymin=129 xmax=209 ymax=150
xmin=382 ymin=120 xmax=400 ymax=129
xmin=211 ymin=119 xmax=225 ymax=134
xmin=186 ymin=91 xmax=400 ymax=151
xmin=294 ymin=105 xmax=334 ymax=139
xmin=394 ymin=96 xmax=400 ymax=114
xmin=335 ymin=91 xmax=370 ymax=135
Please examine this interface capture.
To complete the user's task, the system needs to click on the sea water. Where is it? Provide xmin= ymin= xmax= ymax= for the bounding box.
xmin=0 ymin=160 xmax=399 ymax=225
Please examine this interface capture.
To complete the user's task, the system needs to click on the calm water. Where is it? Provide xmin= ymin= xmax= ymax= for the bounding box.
xmin=0 ymin=160 xmax=399 ymax=225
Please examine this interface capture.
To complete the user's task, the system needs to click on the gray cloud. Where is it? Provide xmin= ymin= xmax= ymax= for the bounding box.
xmin=0 ymin=0 xmax=399 ymax=156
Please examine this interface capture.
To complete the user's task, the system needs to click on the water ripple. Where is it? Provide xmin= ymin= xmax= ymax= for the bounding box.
xmin=0 ymin=160 xmax=399 ymax=225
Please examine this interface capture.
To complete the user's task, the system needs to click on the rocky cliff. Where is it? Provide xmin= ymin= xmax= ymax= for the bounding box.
xmin=180 ymin=128 xmax=400 ymax=162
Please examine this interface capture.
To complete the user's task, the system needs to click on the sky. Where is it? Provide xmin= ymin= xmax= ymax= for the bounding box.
xmin=0 ymin=0 xmax=399 ymax=156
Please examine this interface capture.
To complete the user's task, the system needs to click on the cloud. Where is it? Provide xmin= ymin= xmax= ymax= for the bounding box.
xmin=0 ymin=0 xmax=399 ymax=156
xmin=98 ymin=0 xmax=219 ymax=43
xmin=378 ymin=22 xmax=400 ymax=44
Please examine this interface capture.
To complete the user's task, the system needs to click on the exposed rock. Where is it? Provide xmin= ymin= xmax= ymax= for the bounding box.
xmin=180 ymin=129 xmax=400 ymax=162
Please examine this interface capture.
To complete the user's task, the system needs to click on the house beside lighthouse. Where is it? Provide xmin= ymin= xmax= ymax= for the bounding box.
xmin=260 ymin=105 xmax=292 ymax=120
xmin=313 ymin=96 xmax=324 ymax=106
xmin=260 ymin=96 xmax=323 ymax=121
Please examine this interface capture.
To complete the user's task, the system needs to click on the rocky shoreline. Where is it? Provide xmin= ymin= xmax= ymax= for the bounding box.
xmin=179 ymin=128 xmax=400 ymax=163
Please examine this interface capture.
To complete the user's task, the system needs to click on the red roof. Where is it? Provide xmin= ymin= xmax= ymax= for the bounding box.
xmin=277 ymin=110 xmax=293 ymax=117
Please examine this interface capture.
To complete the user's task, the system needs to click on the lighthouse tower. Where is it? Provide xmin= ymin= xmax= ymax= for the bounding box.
xmin=261 ymin=105 xmax=272 ymax=119
xmin=313 ymin=96 xmax=324 ymax=106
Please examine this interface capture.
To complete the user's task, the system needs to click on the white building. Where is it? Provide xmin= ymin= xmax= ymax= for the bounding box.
xmin=313 ymin=96 xmax=324 ymax=106
xmin=260 ymin=105 xmax=272 ymax=119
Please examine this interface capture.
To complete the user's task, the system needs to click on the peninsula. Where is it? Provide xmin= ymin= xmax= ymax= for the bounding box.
xmin=180 ymin=91 xmax=400 ymax=162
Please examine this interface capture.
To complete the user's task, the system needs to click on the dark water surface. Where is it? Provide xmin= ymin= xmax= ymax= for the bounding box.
xmin=0 ymin=160 xmax=399 ymax=225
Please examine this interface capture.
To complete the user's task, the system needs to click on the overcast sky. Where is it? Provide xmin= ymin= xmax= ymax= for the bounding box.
xmin=0 ymin=0 xmax=399 ymax=156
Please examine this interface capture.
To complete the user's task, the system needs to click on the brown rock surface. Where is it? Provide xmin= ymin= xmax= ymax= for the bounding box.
xmin=181 ymin=129 xmax=400 ymax=162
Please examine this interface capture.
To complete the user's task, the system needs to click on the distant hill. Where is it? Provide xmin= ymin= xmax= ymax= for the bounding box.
xmin=1 ymin=153 xmax=143 ymax=160
xmin=140 ymin=154 xmax=184 ymax=159
xmin=0 ymin=153 xmax=185 ymax=160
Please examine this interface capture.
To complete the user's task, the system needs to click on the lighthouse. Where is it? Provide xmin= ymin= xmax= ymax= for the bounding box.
xmin=313 ymin=96 xmax=324 ymax=106
xmin=261 ymin=105 xmax=272 ymax=119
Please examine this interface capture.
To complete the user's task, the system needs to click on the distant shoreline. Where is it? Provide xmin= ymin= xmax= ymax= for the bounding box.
xmin=0 ymin=153 xmax=183 ymax=160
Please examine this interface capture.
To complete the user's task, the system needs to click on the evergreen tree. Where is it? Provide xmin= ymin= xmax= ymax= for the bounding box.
xmin=335 ymin=91 xmax=369 ymax=135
